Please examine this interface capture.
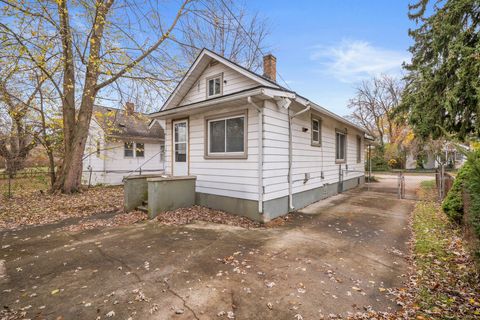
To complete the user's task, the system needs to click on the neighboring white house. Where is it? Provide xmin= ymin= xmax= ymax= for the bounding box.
xmin=150 ymin=49 xmax=367 ymax=221
xmin=82 ymin=103 xmax=165 ymax=185
xmin=406 ymin=142 xmax=468 ymax=170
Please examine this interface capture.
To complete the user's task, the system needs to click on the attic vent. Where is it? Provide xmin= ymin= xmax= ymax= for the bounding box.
xmin=209 ymin=60 xmax=219 ymax=67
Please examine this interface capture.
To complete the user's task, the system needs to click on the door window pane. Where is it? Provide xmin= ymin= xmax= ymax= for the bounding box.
xmin=209 ymin=120 xmax=225 ymax=153
xmin=226 ymin=117 xmax=244 ymax=152
xmin=175 ymin=143 xmax=186 ymax=162
xmin=175 ymin=122 xmax=186 ymax=143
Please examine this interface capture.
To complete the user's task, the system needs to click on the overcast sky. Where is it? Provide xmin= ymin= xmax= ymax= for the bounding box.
xmin=246 ymin=0 xmax=414 ymax=116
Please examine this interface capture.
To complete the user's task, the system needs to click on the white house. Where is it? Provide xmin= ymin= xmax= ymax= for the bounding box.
xmin=82 ymin=103 xmax=165 ymax=185
xmin=150 ymin=49 xmax=367 ymax=221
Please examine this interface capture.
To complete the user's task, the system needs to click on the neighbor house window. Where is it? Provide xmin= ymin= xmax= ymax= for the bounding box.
xmin=96 ymin=140 xmax=101 ymax=157
xmin=206 ymin=111 xmax=247 ymax=158
xmin=124 ymin=142 xmax=134 ymax=157
xmin=160 ymin=145 xmax=165 ymax=162
xmin=135 ymin=142 xmax=144 ymax=157
xmin=335 ymin=131 xmax=346 ymax=163
xmin=311 ymin=116 xmax=321 ymax=146
xmin=207 ymin=73 xmax=222 ymax=98
xmin=356 ymin=136 xmax=362 ymax=163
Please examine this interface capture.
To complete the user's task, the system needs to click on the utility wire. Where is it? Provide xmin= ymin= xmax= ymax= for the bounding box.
xmin=218 ymin=0 xmax=293 ymax=90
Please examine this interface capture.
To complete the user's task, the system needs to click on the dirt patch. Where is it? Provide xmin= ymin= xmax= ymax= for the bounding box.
xmin=0 ymin=186 xmax=123 ymax=230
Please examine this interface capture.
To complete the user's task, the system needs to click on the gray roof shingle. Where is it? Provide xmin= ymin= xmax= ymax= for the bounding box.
xmin=93 ymin=105 xmax=164 ymax=141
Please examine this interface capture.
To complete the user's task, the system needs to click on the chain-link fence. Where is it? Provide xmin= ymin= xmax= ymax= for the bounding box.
xmin=0 ymin=168 xmax=164 ymax=199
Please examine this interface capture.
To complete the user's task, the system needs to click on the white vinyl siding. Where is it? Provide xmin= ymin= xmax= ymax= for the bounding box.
xmin=262 ymin=100 xmax=364 ymax=202
xmin=180 ymin=63 xmax=258 ymax=106
xmin=164 ymin=105 xmax=259 ymax=200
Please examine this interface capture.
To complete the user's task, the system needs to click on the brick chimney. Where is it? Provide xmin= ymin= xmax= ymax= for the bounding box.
xmin=263 ymin=54 xmax=277 ymax=82
xmin=125 ymin=102 xmax=135 ymax=115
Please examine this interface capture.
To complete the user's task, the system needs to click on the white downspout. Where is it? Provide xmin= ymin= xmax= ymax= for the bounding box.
xmin=247 ymin=96 xmax=263 ymax=214
xmin=288 ymin=103 xmax=311 ymax=211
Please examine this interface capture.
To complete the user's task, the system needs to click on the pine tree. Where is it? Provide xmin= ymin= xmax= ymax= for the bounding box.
xmin=401 ymin=0 xmax=480 ymax=141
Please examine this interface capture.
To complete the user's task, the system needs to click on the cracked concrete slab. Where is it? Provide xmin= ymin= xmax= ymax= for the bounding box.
xmin=0 ymin=175 xmax=431 ymax=319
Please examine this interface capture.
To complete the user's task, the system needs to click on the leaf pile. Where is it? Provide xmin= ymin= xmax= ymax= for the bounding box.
xmin=0 ymin=186 xmax=123 ymax=230
xmin=156 ymin=205 xmax=264 ymax=229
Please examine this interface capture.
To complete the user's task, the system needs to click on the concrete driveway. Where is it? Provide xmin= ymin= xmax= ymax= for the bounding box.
xmin=0 ymin=176 xmax=427 ymax=319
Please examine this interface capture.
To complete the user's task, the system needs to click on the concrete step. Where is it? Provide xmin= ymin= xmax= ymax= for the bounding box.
xmin=136 ymin=205 xmax=148 ymax=213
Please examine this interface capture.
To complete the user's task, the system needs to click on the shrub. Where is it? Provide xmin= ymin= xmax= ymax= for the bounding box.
xmin=442 ymin=163 xmax=471 ymax=223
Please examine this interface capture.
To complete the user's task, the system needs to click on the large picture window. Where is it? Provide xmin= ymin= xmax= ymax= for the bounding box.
xmin=335 ymin=131 xmax=346 ymax=163
xmin=206 ymin=112 xmax=247 ymax=158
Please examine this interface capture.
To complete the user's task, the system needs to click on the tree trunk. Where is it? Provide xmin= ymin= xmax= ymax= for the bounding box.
xmin=47 ymin=150 xmax=56 ymax=187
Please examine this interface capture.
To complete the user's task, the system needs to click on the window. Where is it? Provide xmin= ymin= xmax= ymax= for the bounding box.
xmin=335 ymin=131 xmax=346 ymax=162
xmin=206 ymin=112 xmax=247 ymax=158
xmin=311 ymin=117 xmax=321 ymax=146
xmin=124 ymin=142 xmax=134 ymax=157
xmin=96 ymin=140 xmax=101 ymax=157
xmin=135 ymin=142 xmax=144 ymax=157
xmin=207 ymin=74 xmax=222 ymax=97
xmin=174 ymin=122 xmax=187 ymax=162
xmin=356 ymin=136 xmax=362 ymax=163
xmin=160 ymin=145 xmax=165 ymax=162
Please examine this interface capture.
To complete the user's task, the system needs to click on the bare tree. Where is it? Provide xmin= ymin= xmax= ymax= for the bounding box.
xmin=0 ymin=0 xmax=269 ymax=192
xmin=1 ymin=0 xmax=190 ymax=192
xmin=347 ymin=75 xmax=404 ymax=147
xmin=177 ymin=0 xmax=269 ymax=71
xmin=0 ymin=56 xmax=46 ymax=177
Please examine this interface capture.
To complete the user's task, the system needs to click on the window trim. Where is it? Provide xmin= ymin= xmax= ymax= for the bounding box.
xmin=311 ymin=115 xmax=322 ymax=147
xmin=335 ymin=129 xmax=347 ymax=164
xmin=135 ymin=142 xmax=145 ymax=158
xmin=204 ymin=109 xmax=248 ymax=159
xmin=206 ymin=73 xmax=223 ymax=99
xmin=356 ymin=135 xmax=362 ymax=163
xmin=124 ymin=141 xmax=134 ymax=158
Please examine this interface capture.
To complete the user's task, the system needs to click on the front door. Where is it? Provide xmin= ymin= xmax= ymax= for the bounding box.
xmin=173 ymin=119 xmax=188 ymax=176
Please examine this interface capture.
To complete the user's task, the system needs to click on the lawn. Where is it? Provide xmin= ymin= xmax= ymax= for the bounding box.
xmin=410 ymin=180 xmax=480 ymax=318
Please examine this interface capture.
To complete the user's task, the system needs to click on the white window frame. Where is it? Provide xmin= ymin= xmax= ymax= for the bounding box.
xmin=135 ymin=142 xmax=145 ymax=158
xmin=124 ymin=141 xmax=134 ymax=158
xmin=335 ymin=130 xmax=347 ymax=163
xmin=205 ymin=110 xmax=248 ymax=159
xmin=124 ymin=141 xmax=144 ymax=158
xmin=311 ymin=116 xmax=321 ymax=146
xmin=206 ymin=73 xmax=223 ymax=98
xmin=356 ymin=135 xmax=362 ymax=163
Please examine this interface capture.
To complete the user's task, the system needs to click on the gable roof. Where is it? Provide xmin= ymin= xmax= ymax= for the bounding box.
xmin=160 ymin=48 xmax=287 ymax=111
xmin=93 ymin=105 xmax=164 ymax=141
xmin=153 ymin=49 xmax=368 ymax=134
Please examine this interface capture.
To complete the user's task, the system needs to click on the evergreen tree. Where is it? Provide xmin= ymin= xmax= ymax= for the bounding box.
xmin=401 ymin=0 xmax=480 ymax=141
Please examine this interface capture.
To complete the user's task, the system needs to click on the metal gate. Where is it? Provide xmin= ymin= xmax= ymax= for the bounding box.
xmin=343 ymin=167 xmax=406 ymax=199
